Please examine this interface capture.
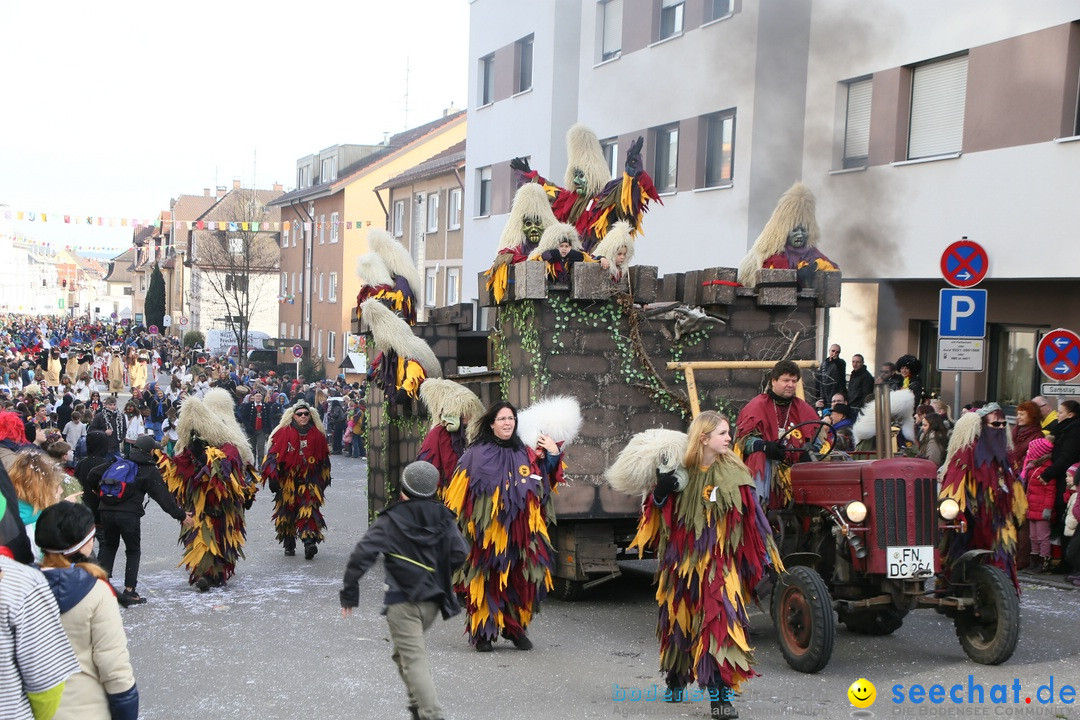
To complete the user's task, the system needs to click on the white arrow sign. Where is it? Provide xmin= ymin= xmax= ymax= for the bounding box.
xmin=1055 ymin=338 xmax=1070 ymax=349
xmin=956 ymin=270 xmax=971 ymax=281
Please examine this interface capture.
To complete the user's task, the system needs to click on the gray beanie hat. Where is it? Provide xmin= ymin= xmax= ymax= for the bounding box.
xmin=401 ymin=460 xmax=440 ymax=499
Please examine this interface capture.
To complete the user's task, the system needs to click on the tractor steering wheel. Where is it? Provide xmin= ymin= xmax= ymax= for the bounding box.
xmin=777 ymin=419 xmax=837 ymax=462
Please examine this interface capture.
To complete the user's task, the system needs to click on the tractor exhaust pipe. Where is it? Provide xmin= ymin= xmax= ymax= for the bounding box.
xmin=874 ymin=384 xmax=893 ymax=460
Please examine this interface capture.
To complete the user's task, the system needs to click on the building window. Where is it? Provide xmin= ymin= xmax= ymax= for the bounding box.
xmin=291 ymin=223 xmax=297 ymax=248
xmin=297 ymin=165 xmax=312 ymax=189
xmin=393 ymin=200 xmax=405 ymax=237
xmin=908 ymin=54 xmax=968 ymax=160
xmin=291 ymin=272 xmax=296 ymax=295
xmin=319 ymin=214 xmax=325 ymax=244
xmin=653 ymin=123 xmax=679 ymax=192
xmin=228 ymin=236 xmax=243 ymax=254
xmin=516 ymin=35 xmax=533 ymax=93
xmin=477 ymin=166 xmax=492 ymax=216
xmin=281 ymin=272 xmax=287 ymax=295
xmin=280 ymin=321 xmax=286 ymax=337
xmin=446 ymin=268 xmax=460 ymax=305
xmin=600 ymin=0 xmax=622 ymax=61
xmin=328 ymin=271 xmax=337 ymax=302
xmin=281 ymin=226 xmax=288 ymax=248
xmin=425 ymin=268 xmax=438 ymax=308
xmin=703 ymin=110 xmax=735 ymax=188
xmin=659 ymin=0 xmax=684 ymax=40
xmin=479 ymin=54 xmax=495 ymax=106
xmin=705 ymin=0 xmax=732 ymax=22
xmin=427 ymin=192 xmax=439 ymax=232
xmin=988 ymin=326 xmax=1039 ymax=407
xmin=320 ymin=156 xmax=337 ymax=183
xmin=224 ymin=275 xmax=248 ymax=293
xmin=318 ymin=272 xmax=324 ymax=302
xmin=448 ymin=188 xmax=462 ymax=230
xmin=318 ymin=330 xmax=323 ymax=358
xmin=601 ymin=138 xmax=619 ymax=179
xmin=327 ymin=331 xmax=336 ymax=361
xmin=843 ymin=78 xmax=873 ymax=169
xmin=330 ymin=212 xmax=339 ymax=243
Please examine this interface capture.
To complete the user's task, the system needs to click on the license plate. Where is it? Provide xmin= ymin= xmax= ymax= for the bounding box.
xmin=886 ymin=545 xmax=935 ymax=579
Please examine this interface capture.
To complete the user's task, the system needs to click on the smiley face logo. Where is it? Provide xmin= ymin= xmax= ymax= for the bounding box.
xmin=847 ymin=678 xmax=876 ymax=708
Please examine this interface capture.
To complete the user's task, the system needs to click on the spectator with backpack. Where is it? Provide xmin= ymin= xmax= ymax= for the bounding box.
xmin=75 ymin=430 xmax=111 ymax=526
xmin=88 ymin=435 xmax=193 ymax=606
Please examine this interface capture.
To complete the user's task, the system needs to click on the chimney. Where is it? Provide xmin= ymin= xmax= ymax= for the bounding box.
xmin=216 ymin=186 xmax=227 ymax=199
xmin=233 ymin=178 xmax=241 ymax=190
xmin=273 ymin=182 xmax=283 ymax=192
xmin=203 ymin=188 xmax=211 ymax=197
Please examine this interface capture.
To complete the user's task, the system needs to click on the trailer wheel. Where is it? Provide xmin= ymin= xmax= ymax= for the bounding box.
xmin=840 ymin=607 xmax=907 ymax=635
xmin=550 ymin=577 xmax=585 ymax=602
xmin=771 ymin=566 xmax=836 ymax=673
xmin=954 ymin=564 xmax=1020 ymax=665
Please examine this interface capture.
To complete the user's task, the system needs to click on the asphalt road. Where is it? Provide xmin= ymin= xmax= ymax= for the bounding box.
xmin=119 ymin=454 xmax=1080 ymax=720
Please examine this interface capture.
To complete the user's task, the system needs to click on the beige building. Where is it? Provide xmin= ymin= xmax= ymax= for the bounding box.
xmin=377 ymin=140 xmax=466 ymax=322
xmin=270 ymin=111 xmax=466 ymax=378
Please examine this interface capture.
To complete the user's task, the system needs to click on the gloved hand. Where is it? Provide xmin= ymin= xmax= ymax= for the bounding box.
xmin=510 ymin=156 xmax=532 ymax=173
xmin=753 ymin=439 xmax=787 ymax=461
xmin=1043 ymin=508 xmax=1052 ymax=521
xmin=652 ymin=468 xmax=678 ymax=505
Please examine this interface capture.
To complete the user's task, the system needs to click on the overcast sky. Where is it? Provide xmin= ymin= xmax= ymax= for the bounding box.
xmin=0 ymin=0 xmax=469 ymax=253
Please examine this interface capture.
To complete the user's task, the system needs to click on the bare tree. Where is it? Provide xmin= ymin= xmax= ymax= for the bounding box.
xmin=192 ymin=189 xmax=280 ymax=369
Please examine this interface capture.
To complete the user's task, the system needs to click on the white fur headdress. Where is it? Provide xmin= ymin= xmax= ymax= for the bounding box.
xmin=851 ymin=388 xmax=916 ymax=446
xmin=529 ymin=222 xmax=582 ymax=260
xmin=938 ymin=412 xmax=982 ymax=478
xmin=737 ymin=182 xmax=822 ymax=285
xmin=516 ymin=395 xmax=582 ymax=450
xmin=605 ymin=428 xmax=689 ymax=497
xmin=361 ymin=299 xmax=443 ymax=378
xmin=497 ymin=183 xmax=558 ymax=251
xmin=269 ymin=399 xmax=328 ymax=445
xmin=355 ymin=252 xmax=393 ymax=287
xmin=174 ymin=394 xmax=255 ymax=465
xmin=564 ymin=124 xmax=611 ymax=196
xmin=369 ymin=229 xmax=422 ymax=295
xmin=591 ymin=220 xmax=635 ymax=279
xmin=419 ymin=379 xmax=484 ymax=427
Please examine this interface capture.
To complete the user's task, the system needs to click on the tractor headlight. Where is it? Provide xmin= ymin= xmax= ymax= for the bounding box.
xmin=845 ymin=501 xmax=868 ymax=523
xmin=939 ymin=498 xmax=960 ymax=521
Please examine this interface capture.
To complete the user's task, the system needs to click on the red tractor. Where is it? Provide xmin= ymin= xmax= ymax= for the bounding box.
xmin=767 ymin=421 xmax=1020 ymax=673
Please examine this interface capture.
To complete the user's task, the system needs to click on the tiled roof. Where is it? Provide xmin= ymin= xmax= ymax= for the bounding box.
xmin=377 ymin=140 xmax=466 ymax=190
xmin=172 ymin=194 xmax=217 ymax=221
xmin=198 ymin=188 xmax=285 ymax=221
xmin=104 ymin=247 xmax=138 ymax=282
xmin=270 ymin=110 xmax=465 ymax=206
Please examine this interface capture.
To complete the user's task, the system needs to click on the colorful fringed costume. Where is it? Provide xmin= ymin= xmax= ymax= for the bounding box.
xmin=629 ymin=455 xmax=782 ymax=693
xmin=418 ymin=424 xmax=467 ymax=491
xmin=159 ymin=442 xmax=259 ymax=587
xmin=370 ymin=350 xmax=428 ymax=402
xmin=443 ymin=441 xmax=562 ymax=645
xmin=262 ymin=416 xmax=332 ymax=549
xmin=734 ymin=393 xmax=820 ymax=510
xmin=938 ymin=412 xmax=1027 ymax=593
xmin=356 ymin=275 xmax=417 ymax=326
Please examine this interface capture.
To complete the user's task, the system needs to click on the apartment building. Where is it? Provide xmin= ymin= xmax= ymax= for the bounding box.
xmin=464 ymin=0 xmax=1080 ymax=405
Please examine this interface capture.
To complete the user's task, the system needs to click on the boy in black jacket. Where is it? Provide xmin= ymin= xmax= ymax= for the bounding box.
xmin=340 ymin=461 xmax=468 ymax=720
xmin=89 ymin=435 xmax=193 ymax=606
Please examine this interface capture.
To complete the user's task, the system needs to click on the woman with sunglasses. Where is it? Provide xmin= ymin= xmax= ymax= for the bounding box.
xmin=261 ymin=399 xmax=332 ymax=559
xmin=938 ymin=403 xmax=1028 ymax=593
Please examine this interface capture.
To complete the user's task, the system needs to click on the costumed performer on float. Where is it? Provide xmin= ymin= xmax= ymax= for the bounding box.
xmin=609 ymin=413 xmax=781 ymax=720
xmin=484 ymin=183 xmax=558 ymax=304
xmin=158 ymin=388 xmax=260 ymax=591
xmin=737 ymin=182 xmax=838 ymax=291
xmin=261 ymin=398 xmax=332 ymax=560
xmin=734 ymin=360 xmax=823 ymax=511
xmin=530 ymin=222 xmax=591 ymax=284
xmin=355 ymin=228 xmax=423 ymax=325
xmin=443 ymin=396 xmax=581 ymax=652
xmin=417 ymin=378 xmax=484 ymax=491
xmin=362 ymin=298 xmax=443 ymax=403
xmin=590 ymin=219 xmax=635 ymax=284
xmin=938 ymin=403 xmax=1027 ymax=593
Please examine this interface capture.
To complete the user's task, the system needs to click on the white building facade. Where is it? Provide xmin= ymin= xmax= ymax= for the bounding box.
xmin=465 ymin=0 xmax=1080 ymax=406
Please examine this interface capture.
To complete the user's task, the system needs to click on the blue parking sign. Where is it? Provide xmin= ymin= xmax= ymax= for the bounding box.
xmin=939 ymin=289 xmax=987 ymax=338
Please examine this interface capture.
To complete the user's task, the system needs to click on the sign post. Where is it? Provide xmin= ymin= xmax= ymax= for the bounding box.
xmin=939 ymin=240 xmax=989 ymax=413
xmin=292 ymin=344 xmax=304 ymax=380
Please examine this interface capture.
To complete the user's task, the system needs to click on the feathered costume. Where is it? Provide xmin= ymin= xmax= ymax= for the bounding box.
xmin=442 ymin=397 xmax=581 ymax=646
xmin=158 ymin=389 xmax=260 ymax=588
xmin=590 ymin=220 xmax=635 ymax=283
xmin=354 ymin=229 xmax=422 ymax=325
xmin=613 ymin=433 xmax=782 ymax=694
xmin=417 ymin=379 xmax=485 ymax=490
xmin=261 ymin=402 xmax=332 ymax=550
xmin=363 ymin=298 xmax=442 ymax=402
xmin=734 ymin=392 xmax=820 ymax=509
xmin=937 ymin=411 xmax=1027 ymax=593
xmin=485 ymin=184 xmax=558 ymax=304
xmin=530 ymin=222 xmax=593 ymax=283
xmin=737 ymin=182 xmax=838 ymax=288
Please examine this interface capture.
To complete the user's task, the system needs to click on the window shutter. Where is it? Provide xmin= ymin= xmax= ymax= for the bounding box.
xmin=843 ymin=79 xmax=873 ymax=162
xmin=662 ymin=0 xmax=682 ymax=7
xmin=908 ymin=55 xmax=968 ymax=159
xmin=603 ymin=0 xmax=623 ymax=54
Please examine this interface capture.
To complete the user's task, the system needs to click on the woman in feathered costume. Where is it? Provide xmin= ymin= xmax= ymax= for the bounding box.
xmin=736 ymin=182 xmax=838 ymax=290
xmin=611 ymin=412 xmax=782 ymax=719
xmin=363 ymin=298 xmax=443 ymax=403
xmin=417 ymin=378 xmax=484 ymax=490
xmin=937 ymin=403 xmax=1027 ymax=593
xmin=355 ymin=229 xmax=423 ymax=325
xmin=443 ymin=396 xmax=581 ymax=652
xmin=485 ymin=184 xmax=558 ymax=304
xmin=158 ymin=389 xmax=260 ymax=591
xmin=261 ymin=398 xmax=332 ymax=560
xmin=590 ymin=220 xmax=635 ymax=283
